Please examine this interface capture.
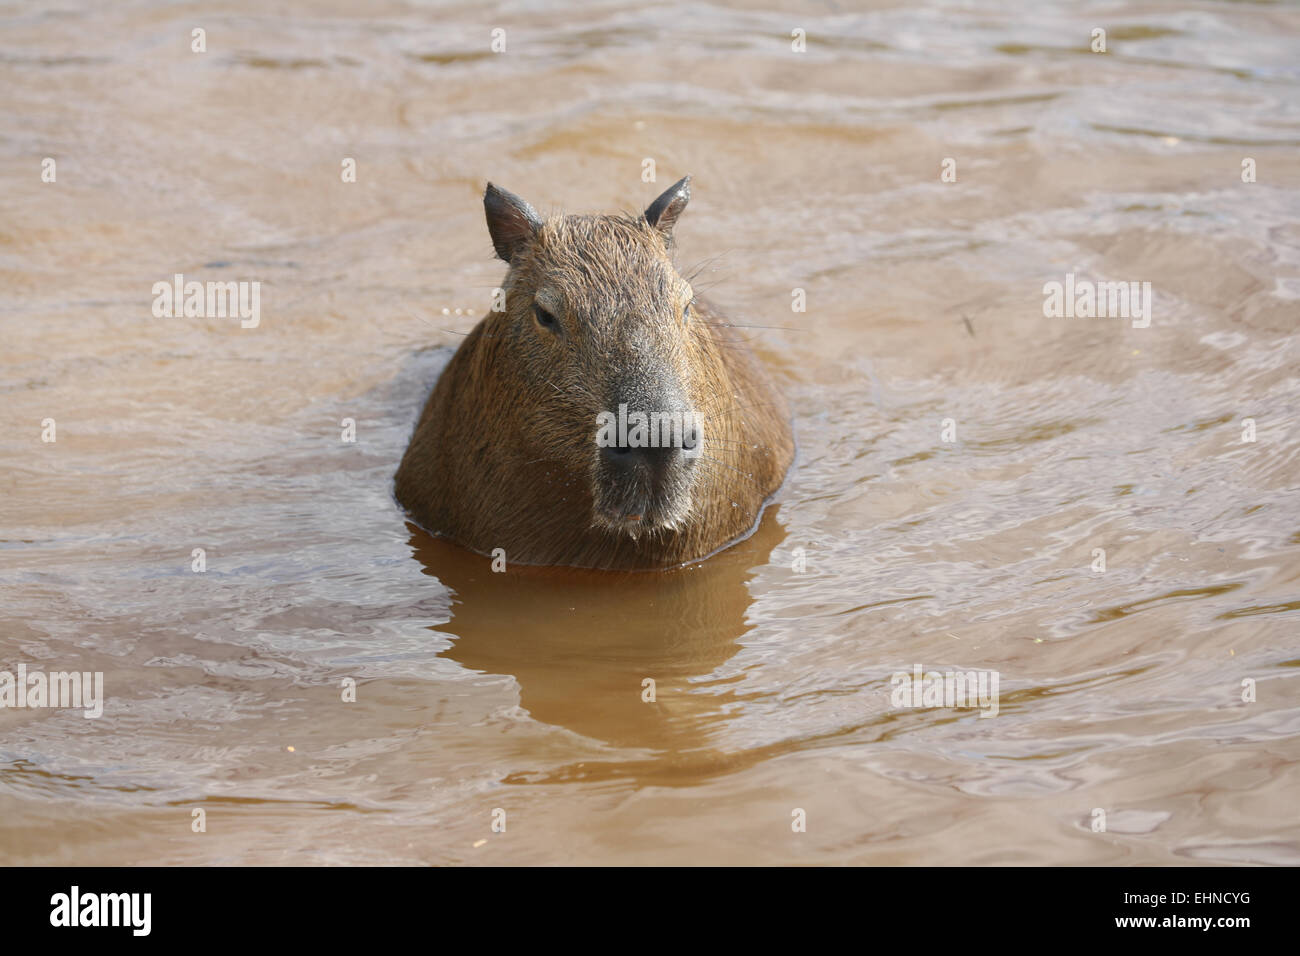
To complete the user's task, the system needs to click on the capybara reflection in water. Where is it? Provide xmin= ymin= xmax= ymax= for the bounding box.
xmin=395 ymin=177 xmax=794 ymax=570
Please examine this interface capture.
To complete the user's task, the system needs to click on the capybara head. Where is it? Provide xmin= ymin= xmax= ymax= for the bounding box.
xmin=484 ymin=177 xmax=707 ymax=537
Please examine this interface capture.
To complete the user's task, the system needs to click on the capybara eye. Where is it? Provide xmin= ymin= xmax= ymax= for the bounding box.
xmin=534 ymin=304 xmax=558 ymax=330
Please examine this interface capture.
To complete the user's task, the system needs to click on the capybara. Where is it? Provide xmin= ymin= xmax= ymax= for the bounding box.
xmin=394 ymin=177 xmax=794 ymax=570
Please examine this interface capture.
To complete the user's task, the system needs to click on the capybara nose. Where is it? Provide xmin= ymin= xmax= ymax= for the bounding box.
xmin=600 ymin=441 xmax=682 ymax=482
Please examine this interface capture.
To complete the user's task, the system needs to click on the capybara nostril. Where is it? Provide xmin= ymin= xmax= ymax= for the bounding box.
xmin=600 ymin=440 xmax=681 ymax=482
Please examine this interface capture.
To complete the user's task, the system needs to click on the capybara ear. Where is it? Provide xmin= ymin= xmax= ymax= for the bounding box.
xmin=644 ymin=175 xmax=691 ymax=238
xmin=484 ymin=183 xmax=543 ymax=262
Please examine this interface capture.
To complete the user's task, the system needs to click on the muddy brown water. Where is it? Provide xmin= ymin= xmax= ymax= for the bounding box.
xmin=2 ymin=0 xmax=1299 ymax=865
